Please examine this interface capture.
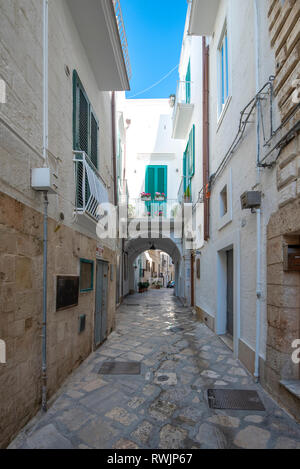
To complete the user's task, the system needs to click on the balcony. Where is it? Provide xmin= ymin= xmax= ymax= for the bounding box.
xmin=73 ymin=151 xmax=109 ymax=225
xmin=128 ymin=199 xmax=181 ymax=220
xmin=188 ymin=0 xmax=220 ymax=36
xmin=177 ymin=177 xmax=192 ymax=204
xmin=66 ymin=0 xmax=131 ymax=91
xmin=118 ymin=178 xmax=129 ymax=204
xmin=172 ymin=81 xmax=194 ymax=140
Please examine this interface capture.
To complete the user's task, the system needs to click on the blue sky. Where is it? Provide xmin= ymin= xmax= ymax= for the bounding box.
xmin=122 ymin=0 xmax=187 ymax=100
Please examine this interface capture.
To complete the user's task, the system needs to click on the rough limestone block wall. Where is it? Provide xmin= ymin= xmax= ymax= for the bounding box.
xmin=264 ymin=183 xmax=300 ymax=421
xmin=265 ymin=0 xmax=300 ymax=419
xmin=0 ymin=192 xmax=98 ymax=448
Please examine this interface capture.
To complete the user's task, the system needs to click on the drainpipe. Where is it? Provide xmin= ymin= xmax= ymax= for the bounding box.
xmin=202 ymin=37 xmax=210 ymax=240
xmin=253 ymin=0 xmax=262 ymax=382
xmin=42 ymin=192 xmax=49 ymax=412
xmin=43 ymin=0 xmax=49 ymax=164
xmin=254 ymin=208 xmax=262 ymax=382
xmin=42 ymin=0 xmax=49 ymax=412
xmin=111 ymin=91 xmax=118 ymax=206
xmin=254 ymin=0 xmax=261 ymax=174
xmin=190 ymin=252 xmax=195 ymax=307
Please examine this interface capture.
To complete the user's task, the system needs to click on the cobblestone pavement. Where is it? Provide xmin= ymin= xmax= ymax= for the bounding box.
xmin=10 ymin=290 xmax=300 ymax=449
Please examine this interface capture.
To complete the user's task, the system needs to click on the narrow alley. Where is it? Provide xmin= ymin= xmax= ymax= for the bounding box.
xmin=10 ymin=289 xmax=300 ymax=450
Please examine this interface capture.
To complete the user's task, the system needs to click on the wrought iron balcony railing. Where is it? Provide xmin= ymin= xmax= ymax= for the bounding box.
xmin=174 ymin=80 xmax=192 ymax=107
xmin=128 ymin=198 xmax=181 ymax=219
xmin=73 ymin=151 xmax=109 ymax=220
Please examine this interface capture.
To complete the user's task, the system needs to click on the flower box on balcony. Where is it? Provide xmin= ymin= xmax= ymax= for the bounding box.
xmin=141 ymin=192 xmax=152 ymax=202
xmin=154 ymin=192 xmax=166 ymax=202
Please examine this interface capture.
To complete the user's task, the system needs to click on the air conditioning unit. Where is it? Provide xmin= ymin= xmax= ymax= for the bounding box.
xmin=31 ymin=167 xmax=57 ymax=193
xmin=240 ymin=191 xmax=261 ymax=210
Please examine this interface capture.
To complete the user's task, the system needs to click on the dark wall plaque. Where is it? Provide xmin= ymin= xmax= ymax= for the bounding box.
xmin=56 ymin=276 xmax=79 ymax=311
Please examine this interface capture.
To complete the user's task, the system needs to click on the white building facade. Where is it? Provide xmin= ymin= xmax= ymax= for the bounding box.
xmin=122 ymin=98 xmax=186 ymax=299
xmin=173 ymin=0 xmax=300 ymax=419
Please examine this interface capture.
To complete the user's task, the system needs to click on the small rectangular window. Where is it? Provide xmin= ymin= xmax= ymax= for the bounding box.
xmin=80 ymin=259 xmax=94 ymax=292
xmin=220 ymin=185 xmax=228 ymax=217
xmin=218 ymin=28 xmax=229 ymax=116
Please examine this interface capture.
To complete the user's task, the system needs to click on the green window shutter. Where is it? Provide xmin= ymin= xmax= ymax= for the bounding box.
xmin=146 ymin=166 xmax=155 ymax=198
xmin=146 ymin=166 xmax=167 ymax=197
xmin=79 ymin=88 xmax=89 ymax=154
xmin=183 ymin=126 xmax=195 ymax=195
xmin=90 ymin=111 xmax=99 ymax=168
xmin=188 ymin=125 xmax=195 ymax=178
xmin=183 ymin=152 xmax=187 ymax=192
xmin=186 ymin=59 xmax=191 ymax=104
xmin=73 ymin=70 xmax=99 ymax=166
xmin=157 ymin=167 xmax=165 ymax=194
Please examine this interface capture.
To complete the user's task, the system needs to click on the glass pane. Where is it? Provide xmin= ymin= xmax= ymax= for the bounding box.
xmin=80 ymin=261 xmax=93 ymax=290
xmin=221 ymin=44 xmax=225 ymax=105
xmin=225 ymin=33 xmax=229 ymax=99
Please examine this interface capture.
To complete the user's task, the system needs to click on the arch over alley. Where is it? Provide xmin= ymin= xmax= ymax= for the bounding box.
xmin=124 ymin=234 xmax=183 ymax=299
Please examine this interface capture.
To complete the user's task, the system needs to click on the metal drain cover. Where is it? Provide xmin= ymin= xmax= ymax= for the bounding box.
xmin=157 ymin=375 xmax=169 ymax=382
xmin=207 ymin=389 xmax=265 ymax=411
xmin=168 ymin=326 xmax=184 ymax=333
xmin=99 ymin=361 xmax=141 ymax=375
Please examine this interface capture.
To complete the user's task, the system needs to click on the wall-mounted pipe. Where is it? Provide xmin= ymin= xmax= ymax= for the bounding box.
xmin=254 ymin=0 xmax=261 ymax=173
xmin=42 ymin=0 xmax=49 ymax=412
xmin=111 ymin=91 xmax=118 ymax=206
xmin=254 ymin=208 xmax=262 ymax=381
xmin=253 ymin=0 xmax=262 ymax=382
xmin=202 ymin=37 xmax=210 ymax=241
xmin=42 ymin=192 xmax=49 ymax=411
xmin=43 ymin=0 xmax=49 ymax=164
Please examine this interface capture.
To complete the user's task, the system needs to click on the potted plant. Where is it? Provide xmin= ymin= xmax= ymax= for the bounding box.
xmin=155 ymin=192 xmax=166 ymax=202
xmin=183 ymin=186 xmax=191 ymax=203
xmin=141 ymin=192 xmax=152 ymax=202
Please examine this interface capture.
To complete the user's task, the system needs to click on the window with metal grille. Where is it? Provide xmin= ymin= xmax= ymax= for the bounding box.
xmin=73 ymin=70 xmax=99 ymax=168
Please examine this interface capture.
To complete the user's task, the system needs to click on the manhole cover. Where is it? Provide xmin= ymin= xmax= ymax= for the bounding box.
xmin=157 ymin=375 xmax=169 ymax=382
xmin=207 ymin=389 xmax=265 ymax=411
xmin=168 ymin=326 xmax=184 ymax=333
xmin=99 ymin=362 xmax=141 ymax=375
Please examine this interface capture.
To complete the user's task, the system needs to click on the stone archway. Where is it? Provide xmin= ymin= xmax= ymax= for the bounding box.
xmin=124 ymin=235 xmax=183 ymax=298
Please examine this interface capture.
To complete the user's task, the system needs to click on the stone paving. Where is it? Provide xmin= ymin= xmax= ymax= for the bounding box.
xmin=10 ymin=290 xmax=300 ymax=449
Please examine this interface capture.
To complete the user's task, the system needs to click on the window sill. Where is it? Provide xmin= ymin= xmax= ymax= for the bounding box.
xmin=216 ymin=96 xmax=232 ymax=133
xmin=218 ymin=214 xmax=232 ymax=231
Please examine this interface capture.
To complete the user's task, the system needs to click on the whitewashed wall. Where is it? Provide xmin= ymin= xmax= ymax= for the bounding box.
xmin=0 ymin=0 xmax=116 ymax=249
xmin=191 ymin=0 xmax=279 ymax=360
xmin=124 ymin=99 xmax=184 ymax=201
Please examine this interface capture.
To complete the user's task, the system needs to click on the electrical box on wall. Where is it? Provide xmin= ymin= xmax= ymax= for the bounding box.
xmin=31 ymin=167 xmax=57 ymax=193
xmin=240 ymin=191 xmax=261 ymax=210
xmin=283 ymin=245 xmax=300 ymax=272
